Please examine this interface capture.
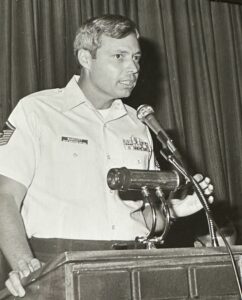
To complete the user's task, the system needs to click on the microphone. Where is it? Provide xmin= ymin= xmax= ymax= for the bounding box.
xmin=137 ymin=104 xmax=180 ymax=158
xmin=107 ymin=167 xmax=182 ymax=191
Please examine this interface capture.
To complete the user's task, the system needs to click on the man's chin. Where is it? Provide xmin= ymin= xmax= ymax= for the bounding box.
xmin=118 ymin=88 xmax=135 ymax=98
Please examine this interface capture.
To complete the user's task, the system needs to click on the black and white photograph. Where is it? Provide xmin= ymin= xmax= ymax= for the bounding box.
xmin=0 ymin=0 xmax=242 ymax=299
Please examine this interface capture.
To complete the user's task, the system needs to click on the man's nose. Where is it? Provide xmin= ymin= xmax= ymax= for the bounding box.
xmin=126 ymin=58 xmax=140 ymax=74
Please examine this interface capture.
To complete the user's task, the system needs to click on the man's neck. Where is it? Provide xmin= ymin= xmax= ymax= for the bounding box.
xmin=77 ymin=75 xmax=114 ymax=109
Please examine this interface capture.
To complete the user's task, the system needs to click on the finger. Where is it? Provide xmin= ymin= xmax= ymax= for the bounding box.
xmin=18 ymin=259 xmax=31 ymax=278
xmin=5 ymin=278 xmax=18 ymax=297
xmin=193 ymin=174 xmax=203 ymax=183
xmin=6 ymin=271 xmax=25 ymax=297
xmin=199 ymin=177 xmax=213 ymax=190
xmin=199 ymin=182 xmax=207 ymax=190
xmin=29 ymin=258 xmax=42 ymax=271
xmin=204 ymin=177 xmax=211 ymax=184
xmin=204 ymin=184 xmax=214 ymax=195
xmin=208 ymin=195 xmax=214 ymax=204
xmin=28 ymin=263 xmax=34 ymax=272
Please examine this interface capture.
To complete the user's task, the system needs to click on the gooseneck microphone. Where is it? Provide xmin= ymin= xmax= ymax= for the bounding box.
xmin=137 ymin=105 xmax=168 ymax=147
xmin=137 ymin=104 xmax=178 ymax=156
xmin=107 ymin=167 xmax=182 ymax=191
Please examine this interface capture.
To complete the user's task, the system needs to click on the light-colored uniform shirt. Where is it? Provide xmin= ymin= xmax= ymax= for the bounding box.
xmin=0 ymin=76 xmax=157 ymax=240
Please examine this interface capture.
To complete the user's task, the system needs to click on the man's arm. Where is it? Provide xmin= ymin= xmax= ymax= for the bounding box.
xmin=0 ymin=175 xmax=41 ymax=297
xmin=0 ymin=175 xmax=31 ymax=267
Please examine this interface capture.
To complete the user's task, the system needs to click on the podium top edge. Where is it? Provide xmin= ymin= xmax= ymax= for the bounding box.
xmin=62 ymin=245 xmax=242 ymax=263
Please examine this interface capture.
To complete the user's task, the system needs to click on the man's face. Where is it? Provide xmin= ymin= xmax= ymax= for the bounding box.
xmin=88 ymin=33 xmax=141 ymax=103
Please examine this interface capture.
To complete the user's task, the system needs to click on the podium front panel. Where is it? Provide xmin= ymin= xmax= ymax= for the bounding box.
xmin=0 ymin=246 xmax=242 ymax=299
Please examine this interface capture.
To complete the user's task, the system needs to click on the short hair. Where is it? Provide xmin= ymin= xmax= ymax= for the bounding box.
xmin=73 ymin=14 xmax=139 ymax=59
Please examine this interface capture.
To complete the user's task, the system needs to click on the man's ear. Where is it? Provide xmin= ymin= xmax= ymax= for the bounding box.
xmin=77 ymin=49 xmax=92 ymax=70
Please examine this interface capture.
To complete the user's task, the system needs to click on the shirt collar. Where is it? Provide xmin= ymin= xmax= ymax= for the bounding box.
xmin=106 ymin=99 xmax=128 ymax=121
xmin=61 ymin=75 xmax=87 ymax=112
xmin=61 ymin=75 xmax=128 ymax=120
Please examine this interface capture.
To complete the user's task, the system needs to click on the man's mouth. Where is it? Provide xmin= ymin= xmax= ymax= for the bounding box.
xmin=119 ymin=80 xmax=136 ymax=88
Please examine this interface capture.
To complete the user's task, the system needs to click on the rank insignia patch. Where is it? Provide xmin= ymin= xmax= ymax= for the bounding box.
xmin=0 ymin=121 xmax=16 ymax=146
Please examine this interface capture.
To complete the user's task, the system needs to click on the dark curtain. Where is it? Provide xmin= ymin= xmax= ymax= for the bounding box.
xmin=0 ymin=0 xmax=242 ymax=238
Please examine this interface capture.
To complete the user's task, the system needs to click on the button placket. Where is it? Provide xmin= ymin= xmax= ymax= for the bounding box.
xmin=102 ymin=121 xmax=117 ymax=237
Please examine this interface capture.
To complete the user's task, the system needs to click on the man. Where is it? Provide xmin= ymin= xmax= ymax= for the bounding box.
xmin=0 ymin=15 xmax=213 ymax=297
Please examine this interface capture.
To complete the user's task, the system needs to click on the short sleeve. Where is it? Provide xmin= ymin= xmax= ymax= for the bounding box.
xmin=0 ymin=100 xmax=37 ymax=187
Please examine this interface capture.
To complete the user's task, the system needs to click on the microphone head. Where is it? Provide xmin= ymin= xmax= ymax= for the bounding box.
xmin=137 ymin=104 xmax=154 ymax=122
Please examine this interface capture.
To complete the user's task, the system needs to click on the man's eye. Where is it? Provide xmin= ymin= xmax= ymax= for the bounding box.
xmin=114 ymin=54 xmax=123 ymax=60
xmin=134 ymin=55 xmax=141 ymax=62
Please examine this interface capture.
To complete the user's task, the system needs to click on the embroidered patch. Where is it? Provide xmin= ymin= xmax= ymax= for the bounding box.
xmin=0 ymin=121 xmax=16 ymax=146
xmin=61 ymin=136 xmax=88 ymax=144
xmin=123 ymin=136 xmax=150 ymax=151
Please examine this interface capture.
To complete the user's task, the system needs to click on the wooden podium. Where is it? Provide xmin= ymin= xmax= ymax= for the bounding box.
xmin=0 ymin=246 xmax=242 ymax=299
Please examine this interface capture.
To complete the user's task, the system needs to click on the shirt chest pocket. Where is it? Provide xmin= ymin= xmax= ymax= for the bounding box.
xmin=58 ymin=140 xmax=92 ymax=163
xmin=44 ymin=137 xmax=93 ymax=170
xmin=122 ymin=148 xmax=151 ymax=170
xmin=37 ymin=136 xmax=95 ymax=197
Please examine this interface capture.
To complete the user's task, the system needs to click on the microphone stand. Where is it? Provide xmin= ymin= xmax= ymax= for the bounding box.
xmin=140 ymin=186 xmax=157 ymax=240
xmin=136 ymin=186 xmax=173 ymax=248
xmin=159 ymin=147 xmax=219 ymax=247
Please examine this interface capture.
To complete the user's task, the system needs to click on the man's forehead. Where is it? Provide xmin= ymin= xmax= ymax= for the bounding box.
xmin=98 ymin=34 xmax=141 ymax=51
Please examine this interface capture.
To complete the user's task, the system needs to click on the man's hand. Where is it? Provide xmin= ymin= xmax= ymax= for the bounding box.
xmin=5 ymin=258 xmax=42 ymax=297
xmin=169 ymin=173 xmax=214 ymax=218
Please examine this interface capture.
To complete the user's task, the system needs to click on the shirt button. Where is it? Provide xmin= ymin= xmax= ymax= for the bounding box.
xmin=112 ymin=225 xmax=115 ymax=230
xmin=107 ymin=154 xmax=111 ymax=160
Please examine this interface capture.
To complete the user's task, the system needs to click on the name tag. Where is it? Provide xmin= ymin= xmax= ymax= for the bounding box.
xmin=61 ymin=136 xmax=88 ymax=145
